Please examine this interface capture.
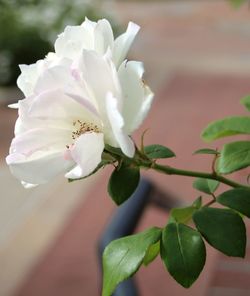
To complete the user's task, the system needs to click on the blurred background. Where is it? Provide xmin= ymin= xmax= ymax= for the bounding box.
xmin=1 ymin=0 xmax=250 ymax=295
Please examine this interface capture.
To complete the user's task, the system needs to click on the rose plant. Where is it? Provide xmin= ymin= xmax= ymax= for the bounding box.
xmin=6 ymin=18 xmax=250 ymax=295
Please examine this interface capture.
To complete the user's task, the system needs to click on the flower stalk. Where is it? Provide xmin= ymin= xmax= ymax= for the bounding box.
xmin=140 ymin=161 xmax=249 ymax=189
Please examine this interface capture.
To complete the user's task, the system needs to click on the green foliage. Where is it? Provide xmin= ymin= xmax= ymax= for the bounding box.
xmin=193 ymin=207 xmax=246 ymax=257
xmin=193 ymin=178 xmax=219 ymax=195
xmin=201 ymin=116 xmax=250 ymax=142
xmin=217 ymin=188 xmax=250 ymax=217
xmin=144 ymin=144 xmax=175 ymax=159
xmin=229 ymin=0 xmax=247 ymax=8
xmin=192 ymin=196 xmax=202 ymax=208
xmin=103 ymin=97 xmax=250 ymax=291
xmin=108 ymin=162 xmax=140 ymax=205
xmin=105 ymin=145 xmax=125 ymax=158
xmin=170 ymin=206 xmax=198 ymax=224
xmin=161 ymin=223 xmax=206 ymax=288
xmin=193 ymin=148 xmax=219 ymax=155
xmin=218 ymin=141 xmax=250 ymax=174
xmin=143 ymin=241 xmax=160 ymax=266
xmin=169 ymin=197 xmax=202 ymax=224
xmin=102 ymin=227 xmax=162 ymax=296
xmin=241 ymin=95 xmax=250 ymax=112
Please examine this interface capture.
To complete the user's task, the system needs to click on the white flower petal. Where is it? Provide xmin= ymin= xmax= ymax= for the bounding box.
xmin=17 ymin=61 xmax=43 ymax=96
xmin=29 ymin=89 xmax=98 ymax=124
xmin=94 ymin=19 xmax=114 ymax=54
xmin=16 ymin=90 xmax=101 ymax=136
xmin=65 ymin=132 xmax=104 ymax=179
xmin=65 ymin=92 xmax=100 ymax=118
xmin=6 ymin=150 xmax=74 ymax=184
xmin=10 ymin=127 xmax=71 ymax=155
xmin=55 ymin=25 xmax=93 ymax=59
xmin=113 ymin=22 xmax=140 ymax=67
xmin=21 ymin=181 xmax=38 ymax=188
xmin=7 ymin=20 xmax=152 ymax=187
xmin=106 ymin=92 xmax=135 ymax=158
xmin=34 ymin=64 xmax=70 ymax=94
xmin=8 ymin=103 xmax=19 ymax=109
xmin=16 ymin=55 xmax=58 ymax=96
xmin=82 ymin=17 xmax=97 ymax=31
xmin=118 ymin=60 xmax=154 ymax=134
xmin=77 ymin=50 xmax=121 ymax=116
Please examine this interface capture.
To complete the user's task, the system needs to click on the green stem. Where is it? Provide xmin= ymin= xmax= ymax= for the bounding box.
xmin=141 ymin=161 xmax=249 ymax=189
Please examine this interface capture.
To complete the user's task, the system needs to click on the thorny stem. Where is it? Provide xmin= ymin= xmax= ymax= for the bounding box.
xmin=105 ymin=145 xmax=249 ymax=190
xmin=204 ymin=193 xmax=217 ymax=207
xmin=140 ymin=160 xmax=249 ymax=189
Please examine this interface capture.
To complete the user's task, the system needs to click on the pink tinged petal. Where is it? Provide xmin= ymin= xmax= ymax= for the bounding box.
xmin=105 ymin=92 xmax=135 ymax=158
xmin=10 ymin=127 xmax=71 ymax=156
xmin=6 ymin=150 xmax=74 ymax=184
xmin=67 ymin=63 xmax=100 ymax=110
xmin=28 ymin=89 xmax=98 ymax=125
xmin=118 ymin=60 xmax=154 ymax=134
xmin=14 ymin=96 xmax=69 ymax=136
xmin=94 ymin=19 xmax=114 ymax=54
xmin=15 ymin=91 xmax=101 ymax=137
xmin=63 ymin=149 xmax=73 ymax=161
xmin=113 ymin=22 xmax=140 ymax=67
xmin=34 ymin=65 xmax=71 ymax=94
xmin=65 ymin=92 xmax=100 ymax=118
xmin=65 ymin=132 xmax=104 ymax=179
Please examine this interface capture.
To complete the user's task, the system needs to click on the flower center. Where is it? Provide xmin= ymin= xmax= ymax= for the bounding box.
xmin=71 ymin=120 xmax=100 ymax=140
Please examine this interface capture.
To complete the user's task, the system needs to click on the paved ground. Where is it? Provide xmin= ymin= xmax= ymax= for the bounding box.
xmin=1 ymin=1 xmax=250 ymax=296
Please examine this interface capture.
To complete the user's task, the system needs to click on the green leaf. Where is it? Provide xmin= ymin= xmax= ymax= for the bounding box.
xmin=102 ymin=227 xmax=162 ymax=296
xmin=218 ymin=141 xmax=250 ymax=174
xmin=143 ymin=241 xmax=160 ymax=266
xmin=193 ymin=148 xmax=219 ymax=155
xmin=192 ymin=196 xmax=202 ymax=209
xmin=170 ymin=206 xmax=197 ymax=224
xmin=229 ymin=0 xmax=247 ymax=8
xmin=108 ymin=163 xmax=140 ymax=205
xmin=193 ymin=207 xmax=246 ymax=257
xmin=144 ymin=144 xmax=175 ymax=159
xmin=201 ymin=116 xmax=250 ymax=142
xmin=217 ymin=188 xmax=250 ymax=218
xmin=161 ymin=223 xmax=206 ymax=288
xmin=241 ymin=95 xmax=250 ymax=112
xmin=193 ymin=178 xmax=219 ymax=195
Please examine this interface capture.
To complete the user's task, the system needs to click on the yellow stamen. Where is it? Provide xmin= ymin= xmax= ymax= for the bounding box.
xmin=71 ymin=120 xmax=100 ymax=140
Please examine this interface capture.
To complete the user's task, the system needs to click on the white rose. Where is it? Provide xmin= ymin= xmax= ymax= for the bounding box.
xmin=17 ymin=18 xmax=140 ymax=97
xmin=6 ymin=20 xmax=153 ymax=187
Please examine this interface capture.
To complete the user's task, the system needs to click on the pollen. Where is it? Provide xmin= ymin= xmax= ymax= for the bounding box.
xmin=71 ymin=120 xmax=100 ymax=140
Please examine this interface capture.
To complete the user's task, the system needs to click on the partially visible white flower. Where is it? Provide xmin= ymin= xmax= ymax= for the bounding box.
xmin=55 ymin=18 xmax=140 ymax=67
xmin=17 ymin=18 xmax=140 ymax=98
xmin=6 ymin=20 xmax=153 ymax=187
